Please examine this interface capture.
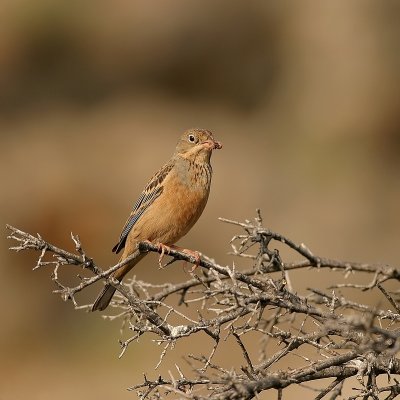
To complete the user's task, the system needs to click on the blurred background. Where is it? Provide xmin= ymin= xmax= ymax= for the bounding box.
xmin=1 ymin=1 xmax=399 ymax=399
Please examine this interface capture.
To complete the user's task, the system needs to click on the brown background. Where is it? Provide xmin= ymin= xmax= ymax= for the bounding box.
xmin=1 ymin=1 xmax=399 ymax=399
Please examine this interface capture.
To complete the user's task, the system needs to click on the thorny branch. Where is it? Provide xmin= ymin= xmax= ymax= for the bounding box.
xmin=6 ymin=210 xmax=400 ymax=399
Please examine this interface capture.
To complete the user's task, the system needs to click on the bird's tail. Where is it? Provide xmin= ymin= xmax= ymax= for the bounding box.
xmin=91 ymin=250 xmax=145 ymax=312
xmin=91 ymin=283 xmax=118 ymax=311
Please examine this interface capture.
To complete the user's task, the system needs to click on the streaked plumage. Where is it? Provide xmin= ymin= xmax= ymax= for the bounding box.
xmin=92 ymin=128 xmax=222 ymax=311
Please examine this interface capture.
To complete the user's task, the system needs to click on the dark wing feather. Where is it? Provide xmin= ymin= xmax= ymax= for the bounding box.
xmin=112 ymin=162 xmax=173 ymax=253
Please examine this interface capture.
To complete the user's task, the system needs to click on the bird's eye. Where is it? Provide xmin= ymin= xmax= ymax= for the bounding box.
xmin=188 ymin=134 xmax=196 ymax=143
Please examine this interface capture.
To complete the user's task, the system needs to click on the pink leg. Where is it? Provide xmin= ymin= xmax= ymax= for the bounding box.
xmin=169 ymin=245 xmax=201 ymax=271
xmin=141 ymin=240 xmax=172 ymax=267
xmin=157 ymin=242 xmax=172 ymax=268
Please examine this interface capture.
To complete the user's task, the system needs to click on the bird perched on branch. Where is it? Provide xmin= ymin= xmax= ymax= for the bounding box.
xmin=92 ymin=128 xmax=222 ymax=311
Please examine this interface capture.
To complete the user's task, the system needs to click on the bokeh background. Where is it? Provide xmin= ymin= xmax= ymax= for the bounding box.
xmin=1 ymin=1 xmax=399 ymax=399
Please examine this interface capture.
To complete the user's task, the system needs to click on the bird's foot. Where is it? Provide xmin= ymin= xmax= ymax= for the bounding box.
xmin=169 ymin=245 xmax=201 ymax=271
xmin=156 ymin=242 xmax=172 ymax=268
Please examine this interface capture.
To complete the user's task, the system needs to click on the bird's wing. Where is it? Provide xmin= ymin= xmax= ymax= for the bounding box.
xmin=112 ymin=162 xmax=174 ymax=254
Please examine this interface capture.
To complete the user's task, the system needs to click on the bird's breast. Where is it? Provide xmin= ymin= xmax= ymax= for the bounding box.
xmin=133 ymin=161 xmax=212 ymax=245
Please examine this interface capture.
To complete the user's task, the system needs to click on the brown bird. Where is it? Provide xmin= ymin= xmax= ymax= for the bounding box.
xmin=92 ymin=128 xmax=222 ymax=311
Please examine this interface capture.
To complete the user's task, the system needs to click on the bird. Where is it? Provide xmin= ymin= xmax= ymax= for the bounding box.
xmin=92 ymin=128 xmax=222 ymax=311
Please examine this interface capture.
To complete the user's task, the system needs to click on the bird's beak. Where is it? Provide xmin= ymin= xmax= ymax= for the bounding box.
xmin=203 ymin=139 xmax=223 ymax=150
xmin=213 ymin=140 xmax=223 ymax=149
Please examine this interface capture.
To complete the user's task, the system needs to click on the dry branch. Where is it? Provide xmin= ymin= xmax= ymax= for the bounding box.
xmin=6 ymin=211 xmax=400 ymax=399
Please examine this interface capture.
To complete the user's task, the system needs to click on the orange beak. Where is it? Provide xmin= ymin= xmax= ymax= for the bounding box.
xmin=213 ymin=140 xmax=223 ymax=149
xmin=203 ymin=139 xmax=223 ymax=150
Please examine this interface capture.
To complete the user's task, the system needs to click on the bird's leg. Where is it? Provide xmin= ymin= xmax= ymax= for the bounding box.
xmin=156 ymin=243 xmax=172 ymax=268
xmin=142 ymin=240 xmax=173 ymax=268
xmin=146 ymin=241 xmax=201 ymax=270
xmin=169 ymin=245 xmax=201 ymax=271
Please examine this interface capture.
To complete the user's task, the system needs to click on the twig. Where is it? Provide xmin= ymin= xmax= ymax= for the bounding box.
xmin=5 ymin=212 xmax=400 ymax=400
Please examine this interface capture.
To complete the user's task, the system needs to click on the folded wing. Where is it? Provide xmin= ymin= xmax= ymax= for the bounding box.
xmin=112 ymin=162 xmax=174 ymax=253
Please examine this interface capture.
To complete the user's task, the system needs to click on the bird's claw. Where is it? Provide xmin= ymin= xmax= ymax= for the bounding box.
xmin=181 ymin=249 xmax=201 ymax=272
xmin=157 ymin=243 xmax=172 ymax=268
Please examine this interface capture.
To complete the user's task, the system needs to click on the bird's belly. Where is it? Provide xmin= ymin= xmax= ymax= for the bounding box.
xmin=133 ymin=179 xmax=210 ymax=245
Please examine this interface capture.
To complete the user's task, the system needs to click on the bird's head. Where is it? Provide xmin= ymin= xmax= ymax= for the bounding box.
xmin=174 ymin=128 xmax=222 ymax=162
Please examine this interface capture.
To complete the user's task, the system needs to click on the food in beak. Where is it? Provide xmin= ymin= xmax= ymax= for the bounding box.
xmin=203 ymin=140 xmax=223 ymax=150
xmin=213 ymin=140 xmax=222 ymax=149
